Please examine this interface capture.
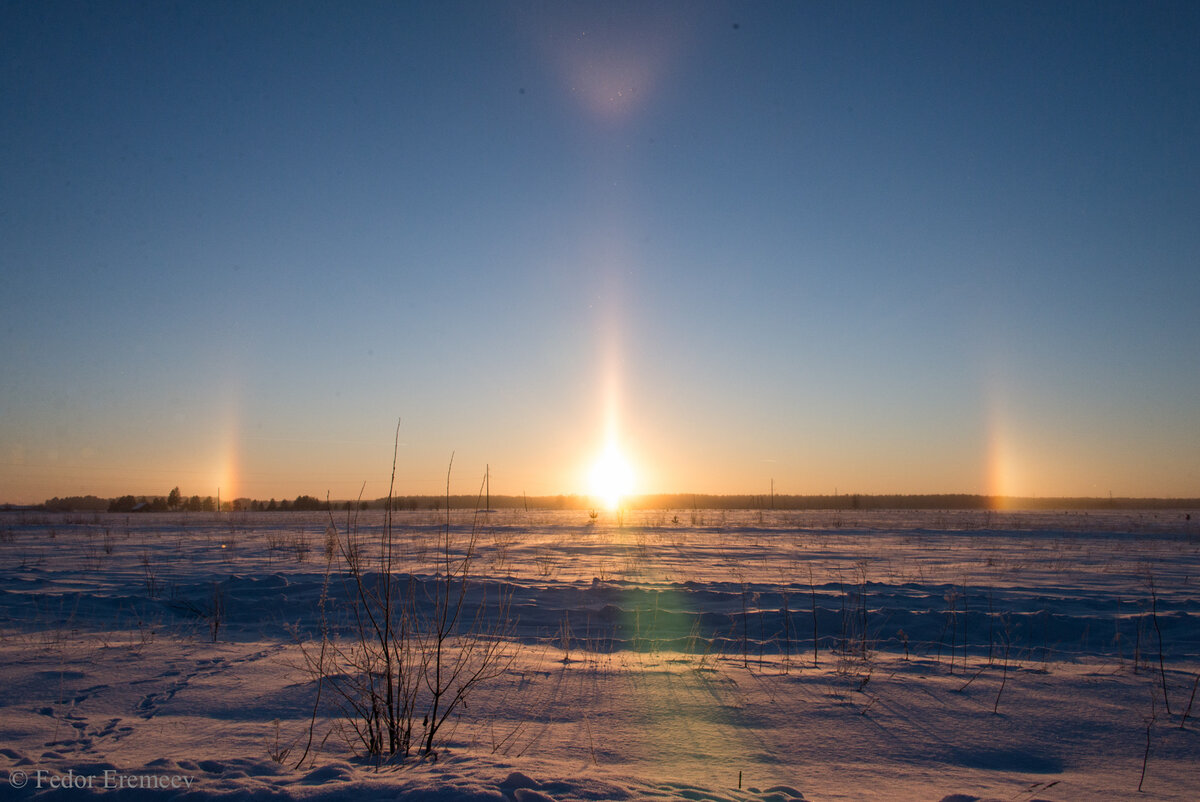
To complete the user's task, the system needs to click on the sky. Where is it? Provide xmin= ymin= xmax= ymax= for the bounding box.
xmin=3 ymin=1 xmax=1199 ymax=504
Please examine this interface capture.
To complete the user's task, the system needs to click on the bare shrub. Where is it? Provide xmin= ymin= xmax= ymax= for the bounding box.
xmin=533 ymin=548 xmax=557 ymax=578
xmin=267 ymin=719 xmax=294 ymax=765
xmin=173 ymin=581 xmax=225 ymax=642
xmin=323 ymin=524 xmax=336 ymax=561
xmin=141 ymin=550 xmax=161 ymax=598
xmin=298 ymin=430 xmax=513 ymax=763
xmin=265 ymin=530 xmax=287 ymax=553
xmin=292 ymin=533 xmax=312 ymax=562
xmin=491 ymin=528 xmax=514 ymax=571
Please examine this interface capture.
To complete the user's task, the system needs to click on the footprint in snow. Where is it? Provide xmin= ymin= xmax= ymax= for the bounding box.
xmin=500 ymin=772 xmax=557 ymax=802
xmin=514 ymin=790 xmax=556 ymax=802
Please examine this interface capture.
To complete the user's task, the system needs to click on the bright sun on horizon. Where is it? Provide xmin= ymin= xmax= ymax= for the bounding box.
xmin=589 ymin=443 xmax=635 ymax=511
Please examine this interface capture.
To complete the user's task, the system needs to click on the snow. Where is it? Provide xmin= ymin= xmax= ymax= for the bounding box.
xmin=1 ymin=508 xmax=1198 ymax=800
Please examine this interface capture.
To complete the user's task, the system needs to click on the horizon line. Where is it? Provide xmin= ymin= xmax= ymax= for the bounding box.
xmin=11 ymin=491 xmax=1200 ymax=513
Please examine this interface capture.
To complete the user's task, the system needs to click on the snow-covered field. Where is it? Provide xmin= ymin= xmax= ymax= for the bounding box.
xmin=1 ymin=508 xmax=1198 ymax=801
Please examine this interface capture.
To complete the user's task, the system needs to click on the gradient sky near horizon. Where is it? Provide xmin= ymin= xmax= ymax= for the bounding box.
xmin=3 ymin=1 xmax=1199 ymax=504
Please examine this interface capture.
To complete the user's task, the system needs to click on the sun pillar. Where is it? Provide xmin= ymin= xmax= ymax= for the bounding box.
xmin=587 ymin=317 xmax=635 ymax=511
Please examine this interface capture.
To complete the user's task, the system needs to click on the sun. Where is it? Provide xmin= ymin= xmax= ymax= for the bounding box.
xmin=589 ymin=444 xmax=634 ymax=511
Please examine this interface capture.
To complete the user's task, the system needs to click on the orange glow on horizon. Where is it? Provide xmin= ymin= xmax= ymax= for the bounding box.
xmin=215 ymin=381 xmax=241 ymax=506
xmin=589 ymin=441 xmax=635 ymax=511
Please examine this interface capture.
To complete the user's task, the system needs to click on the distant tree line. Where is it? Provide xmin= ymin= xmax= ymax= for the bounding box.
xmin=42 ymin=489 xmax=340 ymax=513
xmin=43 ymin=495 xmax=110 ymax=512
xmin=28 ymin=490 xmax=1200 ymax=513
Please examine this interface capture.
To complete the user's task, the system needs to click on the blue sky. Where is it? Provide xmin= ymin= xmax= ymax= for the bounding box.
xmin=3 ymin=1 xmax=1199 ymax=503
